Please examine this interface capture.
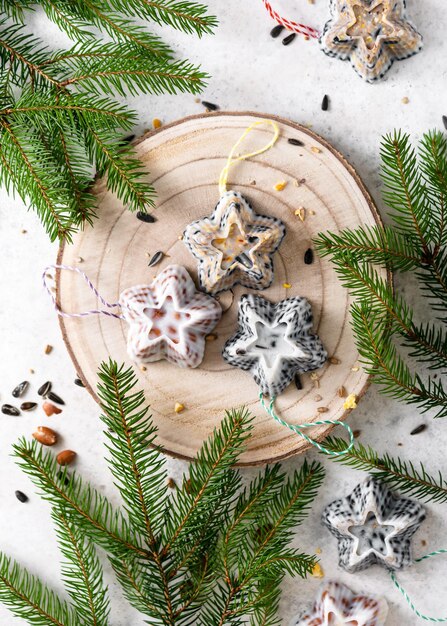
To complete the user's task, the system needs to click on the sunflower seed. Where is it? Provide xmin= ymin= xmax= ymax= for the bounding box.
xmin=202 ymin=101 xmax=219 ymax=111
xmin=20 ymin=402 xmax=37 ymax=411
xmin=136 ymin=211 xmax=156 ymax=223
xmin=321 ymin=95 xmax=329 ymax=111
xmin=148 ymin=251 xmax=164 ymax=267
xmin=47 ymin=391 xmax=65 ymax=405
xmin=15 ymin=490 xmax=28 ymax=503
xmin=288 ymin=138 xmax=304 ymax=147
xmin=74 ymin=378 xmax=85 ymax=387
xmin=2 ymin=404 xmax=20 ymax=416
xmin=443 ymin=115 xmax=447 ymax=131
xmin=304 ymin=248 xmax=314 ymax=265
xmin=410 ymin=424 xmax=427 ymax=436
xmin=294 ymin=374 xmax=303 ymax=390
xmin=270 ymin=24 xmax=285 ymax=38
xmin=282 ymin=33 xmax=296 ymax=46
xmin=12 ymin=381 xmax=29 ymax=397
xmin=38 ymin=381 xmax=52 ymax=397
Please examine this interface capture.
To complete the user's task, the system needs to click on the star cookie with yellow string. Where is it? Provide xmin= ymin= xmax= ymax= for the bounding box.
xmin=183 ymin=191 xmax=286 ymax=295
xmin=320 ymin=0 xmax=423 ymax=82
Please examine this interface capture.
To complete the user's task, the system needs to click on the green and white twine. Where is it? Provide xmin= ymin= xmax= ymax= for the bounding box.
xmin=259 ymin=393 xmax=354 ymax=456
xmin=391 ymin=550 xmax=447 ymax=622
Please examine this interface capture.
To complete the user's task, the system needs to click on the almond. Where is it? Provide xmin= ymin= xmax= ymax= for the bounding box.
xmin=43 ymin=401 xmax=62 ymax=416
xmin=56 ymin=450 xmax=76 ymax=466
xmin=33 ymin=426 xmax=58 ymax=446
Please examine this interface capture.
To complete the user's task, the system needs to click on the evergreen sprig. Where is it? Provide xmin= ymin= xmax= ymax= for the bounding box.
xmin=324 ymin=436 xmax=447 ymax=504
xmin=0 ymin=0 xmax=216 ymax=241
xmin=1 ymin=360 xmax=324 ymax=625
xmin=315 ymin=129 xmax=447 ymax=418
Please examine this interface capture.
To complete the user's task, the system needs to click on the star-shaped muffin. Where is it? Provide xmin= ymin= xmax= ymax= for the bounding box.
xmin=320 ymin=0 xmax=423 ymax=82
xmin=322 ymin=477 xmax=426 ymax=572
xmin=183 ymin=191 xmax=286 ymax=295
xmin=293 ymin=581 xmax=388 ymax=626
xmin=119 ymin=265 xmax=222 ymax=368
xmin=222 ymin=294 xmax=327 ymax=397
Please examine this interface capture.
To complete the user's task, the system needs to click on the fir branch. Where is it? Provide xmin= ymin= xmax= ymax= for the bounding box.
xmin=0 ymin=553 xmax=77 ymax=626
xmin=324 ymin=436 xmax=447 ymax=504
xmin=53 ymin=510 xmax=110 ymax=626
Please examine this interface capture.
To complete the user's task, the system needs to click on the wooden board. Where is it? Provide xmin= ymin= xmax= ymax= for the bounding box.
xmin=57 ymin=112 xmax=384 ymax=466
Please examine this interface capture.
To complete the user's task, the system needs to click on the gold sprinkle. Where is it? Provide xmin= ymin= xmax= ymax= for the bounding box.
xmin=205 ymin=333 xmax=218 ymax=342
xmin=174 ymin=402 xmax=185 ymax=414
xmin=44 ymin=344 xmax=53 ymax=355
xmin=311 ymin=146 xmax=322 ymax=154
xmin=29 ymin=368 xmax=35 ymax=374
xmin=402 ymin=97 xmax=410 ymax=104
xmin=310 ymin=373 xmax=319 ymax=380
xmin=315 ymin=547 xmax=322 ymax=555
xmin=167 ymin=477 xmax=177 ymax=489
xmin=294 ymin=207 xmax=306 ymax=221
xmin=312 ymin=563 xmax=324 ymax=578
xmin=314 ymin=394 xmax=322 ymax=402
xmin=283 ymin=282 xmax=292 ymax=289
xmin=292 ymin=179 xmax=300 ymax=187
xmin=329 ymin=357 xmax=341 ymax=365
xmin=250 ymin=179 xmax=257 ymax=185
xmin=338 ymin=386 xmax=347 ymax=398
xmin=21 ymin=229 xmax=27 ymax=234
xmin=343 ymin=394 xmax=358 ymax=410
xmin=140 ymin=364 xmax=147 ymax=372
xmin=317 ymin=407 xmax=329 ymax=413
xmin=153 ymin=118 xmax=162 ymax=129
xmin=351 ymin=366 xmax=360 ymax=372
xmin=274 ymin=181 xmax=288 ymax=191
xmin=194 ymin=97 xmax=201 ymax=103
xmin=178 ymin=235 xmax=183 ymax=241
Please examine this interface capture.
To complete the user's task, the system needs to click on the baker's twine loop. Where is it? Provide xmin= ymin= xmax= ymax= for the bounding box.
xmin=259 ymin=392 xmax=354 ymax=456
xmin=261 ymin=0 xmax=321 ymax=39
xmin=43 ymin=264 xmax=125 ymax=320
xmin=391 ymin=550 xmax=447 ymax=623
xmin=218 ymin=119 xmax=280 ymax=196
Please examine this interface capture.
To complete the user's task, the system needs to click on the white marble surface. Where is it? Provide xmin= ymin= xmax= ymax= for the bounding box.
xmin=0 ymin=2 xmax=446 ymax=624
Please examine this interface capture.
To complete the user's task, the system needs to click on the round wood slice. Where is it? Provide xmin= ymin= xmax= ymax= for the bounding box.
xmin=57 ymin=112 xmax=385 ymax=465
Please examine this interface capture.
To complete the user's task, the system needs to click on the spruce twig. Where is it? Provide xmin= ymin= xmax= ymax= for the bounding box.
xmin=0 ymin=361 xmax=322 ymax=625
xmin=315 ymin=129 xmax=447 ymax=418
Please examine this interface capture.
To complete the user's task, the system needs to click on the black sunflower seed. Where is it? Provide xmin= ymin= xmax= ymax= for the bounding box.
xmin=15 ymin=490 xmax=28 ymax=503
xmin=2 ymin=404 xmax=20 ymax=416
xmin=202 ymin=101 xmax=219 ymax=111
xmin=47 ymin=391 xmax=65 ymax=405
xmin=12 ymin=381 xmax=29 ymax=397
xmin=282 ymin=33 xmax=296 ymax=46
xmin=443 ymin=115 xmax=447 ymax=131
xmin=294 ymin=374 xmax=303 ymax=390
xmin=304 ymin=248 xmax=314 ymax=265
xmin=148 ymin=251 xmax=164 ymax=268
xmin=321 ymin=95 xmax=329 ymax=111
xmin=74 ymin=378 xmax=85 ymax=387
xmin=410 ymin=424 xmax=427 ymax=435
xmin=20 ymin=402 xmax=37 ymax=411
xmin=288 ymin=138 xmax=304 ymax=147
xmin=270 ymin=24 xmax=285 ymax=38
xmin=136 ymin=211 xmax=156 ymax=223
xmin=38 ymin=381 xmax=52 ymax=397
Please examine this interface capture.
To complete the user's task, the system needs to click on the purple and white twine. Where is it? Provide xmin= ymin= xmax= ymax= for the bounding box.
xmin=42 ymin=264 xmax=125 ymax=320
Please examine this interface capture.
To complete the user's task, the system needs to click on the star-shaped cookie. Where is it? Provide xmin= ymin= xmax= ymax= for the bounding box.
xmin=222 ymin=294 xmax=327 ymax=396
xmin=293 ymin=581 xmax=388 ymax=626
xmin=320 ymin=0 xmax=423 ymax=82
xmin=322 ymin=477 xmax=426 ymax=572
xmin=119 ymin=264 xmax=222 ymax=368
xmin=183 ymin=191 xmax=286 ymax=295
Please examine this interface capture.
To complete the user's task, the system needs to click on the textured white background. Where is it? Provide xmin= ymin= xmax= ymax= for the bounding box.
xmin=0 ymin=1 xmax=446 ymax=624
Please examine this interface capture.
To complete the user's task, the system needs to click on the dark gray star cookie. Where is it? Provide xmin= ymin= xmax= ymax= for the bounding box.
xmin=222 ymin=293 xmax=327 ymax=397
xmin=322 ymin=476 xmax=426 ymax=572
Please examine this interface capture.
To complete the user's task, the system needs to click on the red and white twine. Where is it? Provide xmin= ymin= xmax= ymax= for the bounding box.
xmin=261 ymin=0 xmax=321 ymax=39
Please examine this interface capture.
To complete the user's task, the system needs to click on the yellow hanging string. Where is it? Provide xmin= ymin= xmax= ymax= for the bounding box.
xmin=218 ymin=119 xmax=280 ymax=196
